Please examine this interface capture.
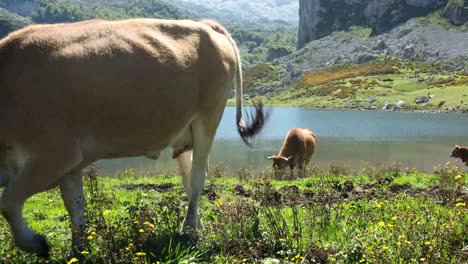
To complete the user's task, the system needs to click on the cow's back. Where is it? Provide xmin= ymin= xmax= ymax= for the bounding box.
xmin=0 ymin=19 xmax=236 ymax=150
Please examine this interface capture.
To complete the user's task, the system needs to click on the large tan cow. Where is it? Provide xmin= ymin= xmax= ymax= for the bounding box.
xmin=0 ymin=18 xmax=266 ymax=258
xmin=266 ymin=128 xmax=317 ymax=178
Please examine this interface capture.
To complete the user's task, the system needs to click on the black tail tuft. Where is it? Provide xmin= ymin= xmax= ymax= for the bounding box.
xmin=237 ymin=100 xmax=270 ymax=146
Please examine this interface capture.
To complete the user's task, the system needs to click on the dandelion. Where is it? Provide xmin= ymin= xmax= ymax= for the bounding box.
xmin=455 ymin=202 xmax=466 ymax=207
xmin=420 ymin=257 xmax=426 ymax=261
xmin=359 ymin=259 xmax=366 ymax=263
xmin=391 ymin=216 xmax=398 ymax=221
xmin=215 ymin=199 xmax=223 ymax=207
xmin=381 ymin=246 xmax=389 ymax=251
xmin=139 ymin=229 xmax=145 ymax=233
xmin=143 ymin=221 xmax=155 ymax=228
xmin=241 ymin=258 xmax=248 ymax=262
xmin=424 ymin=241 xmax=431 ymax=246
xmin=135 ymin=252 xmax=146 ymax=257
xmin=396 ymin=241 xmax=401 ymax=246
xmin=387 ymin=223 xmax=395 ymax=228
xmin=376 ymin=202 xmax=384 ymax=208
xmin=378 ymin=221 xmax=385 ymax=227
xmin=67 ymin=258 xmax=79 ymax=264
xmin=87 ymin=235 xmax=93 ymax=241
xmin=81 ymin=250 xmax=89 ymax=255
xmin=91 ymin=231 xmax=96 ymax=236
xmin=103 ymin=210 xmax=112 ymax=217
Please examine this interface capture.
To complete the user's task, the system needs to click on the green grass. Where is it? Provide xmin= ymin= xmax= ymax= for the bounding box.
xmin=237 ymin=59 xmax=468 ymax=112
xmin=0 ymin=162 xmax=467 ymax=263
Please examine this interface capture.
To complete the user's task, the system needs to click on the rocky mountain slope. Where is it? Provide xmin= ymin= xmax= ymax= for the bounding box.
xmin=0 ymin=7 xmax=32 ymax=38
xmin=297 ymin=0 xmax=466 ymax=48
xmin=173 ymin=0 xmax=299 ymax=27
xmin=279 ymin=18 xmax=468 ymax=82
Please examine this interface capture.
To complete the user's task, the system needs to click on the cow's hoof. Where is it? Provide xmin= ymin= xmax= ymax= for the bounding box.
xmin=180 ymin=225 xmax=200 ymax=241
xmin=33 ymin=234 xmax=49 ymax=259
xmin=17 ymin=234 xmax=50 ymax=259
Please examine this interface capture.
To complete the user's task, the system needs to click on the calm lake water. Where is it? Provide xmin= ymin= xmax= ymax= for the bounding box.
xmin=97 ymin=107 xmax=468 ymax=174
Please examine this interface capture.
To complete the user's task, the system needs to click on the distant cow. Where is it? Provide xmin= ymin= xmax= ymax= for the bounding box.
xmin=0 ymin=18 xmax=267 ymax=258
xmin=266 ymin=128 xmax=317 ymax=178
xmin=451 ymin=145 xmax=468 ymax=165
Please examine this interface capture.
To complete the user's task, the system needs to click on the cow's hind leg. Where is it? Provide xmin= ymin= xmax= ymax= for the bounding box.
xmin=0 ymin=141 xmax=82 ymax=258
xmin=59 ymin=168 xmax=89 ymax=258
xmin=181 ymin=118 xmax=218 ymax=235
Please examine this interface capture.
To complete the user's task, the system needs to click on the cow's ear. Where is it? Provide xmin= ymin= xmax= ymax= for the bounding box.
xmin=454 ymin=144 xmax=460 ymax=149
xmin=265 ymin=155 xmax=275 ymax=160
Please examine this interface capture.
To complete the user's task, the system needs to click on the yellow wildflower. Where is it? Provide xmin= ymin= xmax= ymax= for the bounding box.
xmin=103 ymin=210 xmax=112 ymax=217
xmin=87 ymin=235 xmax=93 ymax=241
xmin=396 ymin=241 xmax=401 ymax=246
xmin=381 ymin=246 xmax=389 ymax=251
xmin=139 ymin=229 xmax=144 ymax=233
xmin=67 ymin=258 xmax=79 ymax=264
xmin=135 ymin=252 xmax=146 ymax=257
xmin=241 ymin=258 xmax=248 ymax=262
xmin=455 ymin=202 xmax=466 ymax=207
xmin=391 ymin=216 xmax=398 ymax=221
xmin=387 ymin=223 xmax=395 ymax=228
xmin=143 ymin=221 xmax=155 ymax=228
xmin=455 ymin=175 xmax=463 ymax=180
xmin=81 ymin=250 xmax=89 ymax=255
xmin=359 ymin=259 xmax=366 ymax=263
xmin=378 ymin=221 xmax=385 ymax=227
xmin=420 ymin=257 xmax=426 ymax=261
xmin=424 ymin=241 xmax=431 ymax=246
xmin=215 ymin=199 xmax=223 ymax=207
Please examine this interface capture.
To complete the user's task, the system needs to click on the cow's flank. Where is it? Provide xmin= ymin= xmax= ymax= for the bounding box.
xmin=0 ymin=18 xmax=267 ymax=258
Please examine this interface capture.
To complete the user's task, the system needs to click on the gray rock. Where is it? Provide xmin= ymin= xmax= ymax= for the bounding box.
xmin=353 ymin=53 xmax=378 ymax=64
xmin=443 ymin=0 xmax=468 ymax=26
xmin=415 ymin=95 xmax=430 ymax=104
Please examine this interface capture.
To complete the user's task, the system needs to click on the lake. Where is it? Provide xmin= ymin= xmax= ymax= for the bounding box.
xmin=97 ymin=107 xmax=468 ymax=174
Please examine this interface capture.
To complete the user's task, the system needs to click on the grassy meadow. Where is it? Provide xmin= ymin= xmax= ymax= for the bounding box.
xmin=0 ymin=162 xmax=466 ymax=264
xmin=232 ymin=59 xmax=468 ymax=112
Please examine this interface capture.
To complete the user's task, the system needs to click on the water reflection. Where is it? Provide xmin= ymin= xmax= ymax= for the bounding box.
xmin=97 ymin=107 xmax=468 ymax=174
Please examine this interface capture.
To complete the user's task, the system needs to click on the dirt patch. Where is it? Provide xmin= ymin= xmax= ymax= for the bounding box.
xmin=233 ymin=184 xmax=252 ymax=197
xmin=304 ymin=245 xmax=339 ymax=264
xmin=203 ymin=184 xmax=219 ymax=202
xmin=119 ymin=183 xmax=175 ymax=192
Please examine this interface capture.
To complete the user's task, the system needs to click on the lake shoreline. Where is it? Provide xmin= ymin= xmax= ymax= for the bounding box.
xmin=227 ymin=102 xmax=468 ymax=114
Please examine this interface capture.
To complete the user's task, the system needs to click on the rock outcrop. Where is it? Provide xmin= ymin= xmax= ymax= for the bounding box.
xmin=443 ymin=0 xmax=468 ymax=26
xmin=298 ymin=0 xmax=448 ymax=48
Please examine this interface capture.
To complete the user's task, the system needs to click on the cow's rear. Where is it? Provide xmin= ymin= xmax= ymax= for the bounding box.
xmin=0 ymin=18 xmax=267 ymax=259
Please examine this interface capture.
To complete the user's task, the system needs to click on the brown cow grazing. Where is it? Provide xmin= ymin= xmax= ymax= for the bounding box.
xmin=0 ymin=18 xmax=267 ymax=259
xmin=451 ymin=145 xmax=468 ymax=165
xmin=266 ymin=128 xmax=317 ymax=178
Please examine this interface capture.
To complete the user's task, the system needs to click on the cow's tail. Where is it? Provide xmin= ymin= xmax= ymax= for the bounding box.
xmin=231 ymin=40 xmax=267 ymax=146
xmin=204 ymin=20 xmax=268 ymax=146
